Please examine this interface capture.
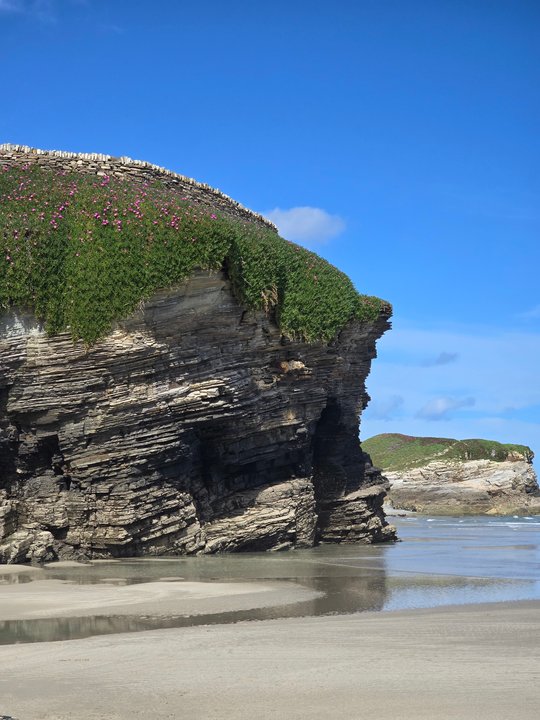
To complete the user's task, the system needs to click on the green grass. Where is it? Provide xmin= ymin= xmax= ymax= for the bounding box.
xmin=0 ymin=163 xmax=390 ymax=344
xmin=362 ymin=433 xmax=533 ymax=471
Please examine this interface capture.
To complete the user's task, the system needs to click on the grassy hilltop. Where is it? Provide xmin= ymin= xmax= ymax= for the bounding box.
xmin=363 ymin=433 xmax=534 ymax=472
xmin=0 ymin=163 xmax=389 ymax=344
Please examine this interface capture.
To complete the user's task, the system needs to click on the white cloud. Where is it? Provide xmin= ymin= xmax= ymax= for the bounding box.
xmin=416 ymin=396 xmax=475 ymax=421
xmin=263 ymin=206 xmax=345 ymax=247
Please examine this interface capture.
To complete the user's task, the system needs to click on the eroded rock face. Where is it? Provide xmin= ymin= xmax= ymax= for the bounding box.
xmin=386 ymin=459 xmax=540 ymax=515
xmin=0 ymin=271 xmax=395 ymax=562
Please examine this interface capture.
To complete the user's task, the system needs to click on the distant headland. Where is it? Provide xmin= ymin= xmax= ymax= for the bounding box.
xmin=363 ymin=433 xmax=539 ymax=515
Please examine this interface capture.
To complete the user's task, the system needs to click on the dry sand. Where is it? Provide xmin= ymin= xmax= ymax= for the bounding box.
xmin=1 ymin=600 xmax=538 ymax=720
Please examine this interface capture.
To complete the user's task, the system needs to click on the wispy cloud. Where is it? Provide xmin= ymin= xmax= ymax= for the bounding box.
xmin=362 ymin=323 xmax=540 ymax=457
xmin=518 ymin=305 xmax=540 ymax=320
xmin=367 ymin=324 xmax=540 ymax=413
xmin=0 ymin=0 xmax=84 ymax=22
xmin=416 ymin=396 xmax=475 ymax=421
xmin=0 ymin=0 xmax=55 ymax=21
xmin=367 ymin=394 xmax=404 ymax=421
xmin=263 ymin=206 xmax=345 ymax=247
xmin=99 ymin=22 xmax=124 ymax=35
xmin=420 ymin=351 xmax=459 ymax=367
xmin=0 ymin=0 xmax=23 ymax=11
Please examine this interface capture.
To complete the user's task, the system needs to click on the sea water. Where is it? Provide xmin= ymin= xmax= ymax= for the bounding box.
xmin=0 ymin=515 xmax=538 ymax=644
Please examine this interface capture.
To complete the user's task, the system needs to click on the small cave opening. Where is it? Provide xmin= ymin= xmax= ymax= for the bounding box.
xmin=312 ymin=399 xmax=347 ymax=503
xmin=312 ymin=398 xmax=369 ymax=499
xmin=313 ymin=401 xmax=341 ymax=455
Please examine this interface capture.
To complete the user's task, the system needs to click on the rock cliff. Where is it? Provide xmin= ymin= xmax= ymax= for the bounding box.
xmin=363 ymin=434 xmax=539 ymax=515
xmin=0 ymin=147 xmax=395 ymax=562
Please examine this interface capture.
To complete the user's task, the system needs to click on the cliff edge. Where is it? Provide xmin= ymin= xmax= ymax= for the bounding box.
xmin=363 ymin=434 xmax=539 ymax=515
xmin=0 ymin=146 xmax=395 ymax=562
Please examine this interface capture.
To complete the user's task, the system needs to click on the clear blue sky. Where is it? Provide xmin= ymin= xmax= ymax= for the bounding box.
xmin=2 ymin=0 xmax=539 ymax=456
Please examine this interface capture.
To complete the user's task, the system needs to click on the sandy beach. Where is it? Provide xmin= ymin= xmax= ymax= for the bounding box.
xmin=2 ymin=520 xmax=539 ymax=720
xmin=1 ymin=600 xmax=538 ymax=720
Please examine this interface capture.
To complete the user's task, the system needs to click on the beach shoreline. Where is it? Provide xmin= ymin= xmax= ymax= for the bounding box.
xmin=1 ymin=599 xmax=538 ymax=720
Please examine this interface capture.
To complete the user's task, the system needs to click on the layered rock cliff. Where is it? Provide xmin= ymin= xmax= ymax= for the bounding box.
xmin=363 ymin=434 xmax=539 ymax=515
xmin=0 ymin=146 xmax=395 ymax=562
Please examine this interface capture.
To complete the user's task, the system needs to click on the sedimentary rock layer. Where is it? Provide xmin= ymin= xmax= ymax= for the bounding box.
xmin=0 ymin=271 xmax=394 ymax=562
xmin=386 ymin=459 xmax=540 ymax=515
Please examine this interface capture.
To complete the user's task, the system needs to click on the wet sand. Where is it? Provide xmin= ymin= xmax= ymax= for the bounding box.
xmin=1 ymin=600 xmax=538 ymax=720
xmin=0 ymin=575 xmax=321 ymax=620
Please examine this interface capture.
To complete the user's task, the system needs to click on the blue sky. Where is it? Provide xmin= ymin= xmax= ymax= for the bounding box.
xmin=1 ymin=0 xmax=539 ymax=458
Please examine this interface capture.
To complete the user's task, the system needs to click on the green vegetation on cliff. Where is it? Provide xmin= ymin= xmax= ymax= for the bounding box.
xmin=0 ymin=163 xmax=389 ymax=343
xmin=362 ymin=433 xmax=533 ymax=471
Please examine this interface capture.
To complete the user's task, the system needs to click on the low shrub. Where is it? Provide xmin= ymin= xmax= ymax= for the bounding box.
xmin=0 ymin=164 xmax=389 ymax=344
xmin=362 ymin=433 xmax=533 ymax=470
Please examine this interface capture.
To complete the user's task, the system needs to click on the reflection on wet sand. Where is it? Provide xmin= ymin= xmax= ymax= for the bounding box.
xmin=1 ymin=515 xmax=539 ymax=645
xmin=0 ymin=552 xmax=390 ymax=644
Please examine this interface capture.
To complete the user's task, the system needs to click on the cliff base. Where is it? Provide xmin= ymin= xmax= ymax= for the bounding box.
xmin=0 ymin=273 xmax=395 ymax=563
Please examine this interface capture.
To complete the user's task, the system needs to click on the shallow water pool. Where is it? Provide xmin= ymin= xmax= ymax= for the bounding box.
xmin=1 ymin=514 xmax=538 ymax=644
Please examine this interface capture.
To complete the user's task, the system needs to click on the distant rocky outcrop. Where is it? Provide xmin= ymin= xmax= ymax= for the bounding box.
xmin=362 ymin=434 xmax=539 ymax=515
xmin=0 ymin=147 xmax=395 ymax=563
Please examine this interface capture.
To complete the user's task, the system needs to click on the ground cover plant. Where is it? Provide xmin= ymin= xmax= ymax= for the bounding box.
xmin=0 ymin=163 xmax=388 ymax=344
xmin=362 ymin=433 xmax=533 ymax=471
